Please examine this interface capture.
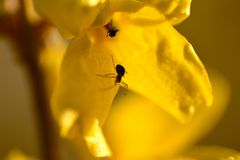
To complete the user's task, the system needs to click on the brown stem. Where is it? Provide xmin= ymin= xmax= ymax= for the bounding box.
xmin=23 ymin=49 xmax=59 ymax=160
xmin=18 ymin=1 xmax=59 ymax=159
xmin=0 ymin=1 xmax=59 ymax=159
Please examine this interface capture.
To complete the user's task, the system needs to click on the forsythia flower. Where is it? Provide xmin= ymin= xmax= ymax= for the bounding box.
xmin=33 ymin=0 xmax=216 ymax=158
xmin=103 ymin=69 xmax=230 ymax=159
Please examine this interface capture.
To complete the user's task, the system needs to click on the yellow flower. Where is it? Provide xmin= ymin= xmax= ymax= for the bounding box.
xmin=103 ymin=69 xmax=230 ymax=159
xmin=33 ymin=0 xmax=191 ymax=37
xmin=33 ymin=0 xmax=213 ymax=158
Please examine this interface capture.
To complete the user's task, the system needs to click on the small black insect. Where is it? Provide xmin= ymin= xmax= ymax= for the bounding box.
xmin=105 ymin=20 xmax=119 ymax=37
xmin=97 ymin=55 xmax=128 ymax=91
xmin=107 ymin=27 xmax=119 ymax=37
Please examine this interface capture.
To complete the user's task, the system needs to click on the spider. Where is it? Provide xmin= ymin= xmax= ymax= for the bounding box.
xmin=97 ymin=55 xmax=128 ymax=91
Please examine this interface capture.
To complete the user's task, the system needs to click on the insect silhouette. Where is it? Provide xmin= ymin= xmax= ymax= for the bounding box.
xmin=97 ymin=55 xmax=128 ymax=92
xmin=105 ymin=20 xmax=119 ymax=37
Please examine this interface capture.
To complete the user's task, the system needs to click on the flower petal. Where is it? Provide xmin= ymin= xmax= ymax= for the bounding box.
xmin=127 ymin=6 xmax=166 ymax=26
xmin=39 ymin=28 xmax=66 ymax=97
xmin=108 ymin=0 xmax=146 ymax=12
xmin=33 ymin=0 xmax=105 ymax=36
xmin=51 ymin=34 xmax=118 ymax=157
xmin=149 ymin=0 xmax=192 ymax=25
xmin=107 ymin=0 xmax=191 ymax=25
xmin=89 ymin=9 xmax=213 ymax=122
xmin=103 ymin=69 xmax=229 ymax=159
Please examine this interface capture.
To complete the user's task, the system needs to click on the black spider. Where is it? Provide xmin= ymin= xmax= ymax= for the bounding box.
xmin=97 ymin=55 xmax=128 ymax=91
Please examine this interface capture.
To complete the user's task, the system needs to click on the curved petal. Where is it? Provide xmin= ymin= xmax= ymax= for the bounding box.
xmin=127 ymin=7 xmax=166 ymax=26
xmin=103 ymin=70 xmax=229 ymax=159
xmin=33 ymin=0 xmax=105 ymax=36
xmin=88 ymin=9 xmax=213 ymax=122
xmin=39 ymin=28 xmax=66 ymax=97
xmin=108 ymin=0 xmax=146 ymax=12
xmin=33 ymin=0 xmax=191 ymax=37
xmin=106 ymin=0 xmax=191 ymax=25
xmin=51 ymin=34 xmax=118 ymax=157
xmin=149 ymin=0 xmax=192 ymax=25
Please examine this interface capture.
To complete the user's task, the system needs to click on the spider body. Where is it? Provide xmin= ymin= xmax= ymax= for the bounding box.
xmin=97 ymin=55 xmax=128 ymax=91
xmin=115 ymin=64 xmax=125 ymax=83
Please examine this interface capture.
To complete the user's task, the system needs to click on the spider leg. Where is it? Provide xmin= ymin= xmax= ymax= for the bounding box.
xmin=111 ymin=54 xmax=116 ymax=69
xmin=96 ymin=73 xmax=116 ymax=78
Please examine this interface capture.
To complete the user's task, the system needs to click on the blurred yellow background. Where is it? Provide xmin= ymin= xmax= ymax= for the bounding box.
xmin=176 ymin=0 xmax=240 ymax=149
xmin=0 ymin=0 xmax=240 ymax=159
